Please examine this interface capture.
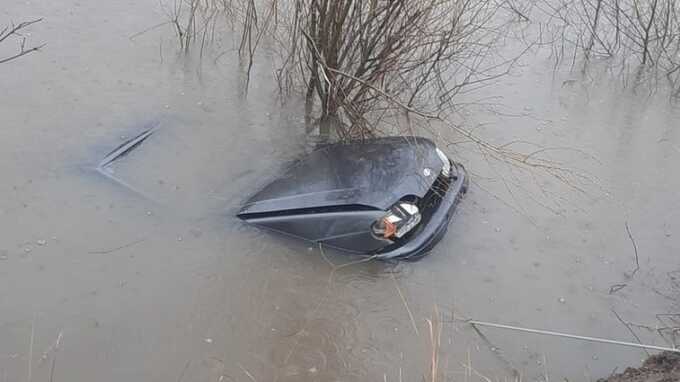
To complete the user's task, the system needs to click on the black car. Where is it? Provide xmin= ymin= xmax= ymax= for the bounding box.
xmin=237 ymin=137 xmax=468 ymax=260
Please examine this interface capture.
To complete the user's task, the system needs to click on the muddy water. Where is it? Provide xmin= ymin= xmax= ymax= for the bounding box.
xmin=2 ymin=1 xmax=679 ymax=381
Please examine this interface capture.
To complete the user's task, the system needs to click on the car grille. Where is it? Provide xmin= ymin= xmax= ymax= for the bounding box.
xmin=418 ymin=165 xmax=452 ymax=216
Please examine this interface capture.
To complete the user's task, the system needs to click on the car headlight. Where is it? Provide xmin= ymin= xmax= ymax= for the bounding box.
xmin=435 ymin=147 xmax=451 ymax=178
xmin=372 ymin=202 xmax=422 ymax=239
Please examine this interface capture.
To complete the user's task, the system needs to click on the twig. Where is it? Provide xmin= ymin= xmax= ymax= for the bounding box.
xmin=88 ymin=238 xmax=146 ymax=255
xmin=39 ymin=330 xmax=63 ymax=365
xmin=317 ymin=243 xmax=335 ymax=268
xmin=0 ymin=43 xmax=46 ymax=65
xmin=657 ymin=314 xmax=680 ymax=322
xmin=625 ymin=222 xmax=640 ymax=278
xmin=391 ymin=273 xmax=419 ymax=336
xmin=0 ymin=19 xmax=43 ymax=44
xmin=652 ymin=288 xmax=678 ymax=302
xmin=426 ymin=307 xmax=441 ymax=382
xmin=469 ymin=320 xmax=679 ymax=352
xmin=324 ymin=67 xmax=440 ymax=120
xmin=468 ymin=321 xmax=521 ymax=379
xmin=129 ymin=21 xmax=172 ymax=40
xmin=609 ymin=283 xmax=627 ymax=294
xmin=506 ymin=1 xmax=530 ymax=22
xmin=27 ymin=313 xmax=35 ymax=382
xmin=238 ymin=363 xmax=257 ymax=382
xmin=48 ymin=331 xmax=62 ymax=382
xmin=177 ymin=360 xmax=190 ymax=382
xmin=542 ymin=354 xmax=549 ymax=382
xmin=461 ymin=357 xmax=494 ymax=382
xmin=611 ymin=309 xmax=650 ymax=356
xmin=0 ymin=19 xmax=45 ymax=65
xmin=49 ymin=357 xmax=56 ymax=382
xmin=465 ymin=349 xmax=471 ymax=382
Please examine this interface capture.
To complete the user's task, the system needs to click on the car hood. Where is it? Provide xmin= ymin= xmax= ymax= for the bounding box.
xmin=238 ymin=136 xmax=444 ymax=215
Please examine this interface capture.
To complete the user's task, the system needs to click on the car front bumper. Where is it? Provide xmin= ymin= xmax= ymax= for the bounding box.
xmin=374 ymin=163 xmax=468 ymax=260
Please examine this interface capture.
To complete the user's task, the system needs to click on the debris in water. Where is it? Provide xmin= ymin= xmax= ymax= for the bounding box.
xmin=88 ymin=238 xmax=146 ymax=255
xmin=558 ymin=297 xmax=566 ymax=304
xmin=204 ymin=338 xmax=213 ymax=344
xmin=36 ymin=239 xmax=46 ymax=246
xmin=98 ymin=124 xmax=157 ymax=169
xmin=609 ymin=284 xmax=627 ymax=294
xmin=95 ymin=123 xmax=159 ymax=200
xmin=624 ymin=222 xmax=641 ymax=278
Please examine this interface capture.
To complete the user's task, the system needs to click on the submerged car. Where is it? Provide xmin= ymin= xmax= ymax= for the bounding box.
xmin=237 ymin=137 xmax=468 ymax=260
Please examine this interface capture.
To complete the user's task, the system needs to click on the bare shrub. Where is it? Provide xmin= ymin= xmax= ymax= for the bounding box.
xmin=0 ymin=19 xmax=44 ymax=65
xmin=279 ymin=0 xmax=521 ymax=139
xmin=163 ymin=0 xmax=525 ymax=140
xmin=536 ymin=0 xmax=680 ymax=95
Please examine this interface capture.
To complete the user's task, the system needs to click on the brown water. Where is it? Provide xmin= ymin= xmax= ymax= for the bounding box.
xmin=2 ymin=1 xmax=679 ymax=381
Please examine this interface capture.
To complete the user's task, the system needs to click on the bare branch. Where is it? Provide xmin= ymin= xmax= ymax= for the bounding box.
xmin=0 ymin=18 xmax=45 ymax=65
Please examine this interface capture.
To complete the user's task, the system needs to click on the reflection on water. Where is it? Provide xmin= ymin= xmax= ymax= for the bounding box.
xmin=1 ymin=1 xmax=680 ymax=381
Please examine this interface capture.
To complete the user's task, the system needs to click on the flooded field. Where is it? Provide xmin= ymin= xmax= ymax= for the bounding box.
xmin=1 ymin=1 xmax=679 ymax=381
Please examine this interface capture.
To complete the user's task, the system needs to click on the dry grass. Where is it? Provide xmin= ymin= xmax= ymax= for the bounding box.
xmin=426 ymin=306 xmax=443 ymax=382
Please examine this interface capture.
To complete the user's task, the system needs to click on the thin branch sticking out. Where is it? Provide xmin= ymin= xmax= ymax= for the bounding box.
xmin=625 ymin=221 xmax=640 ymax=278
xmin=0 ymin=18 xmax=45 ymax=65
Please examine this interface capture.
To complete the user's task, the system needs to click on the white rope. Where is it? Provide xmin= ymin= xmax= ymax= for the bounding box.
xmin=469 ymin=320 xmax=680 ymax=353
